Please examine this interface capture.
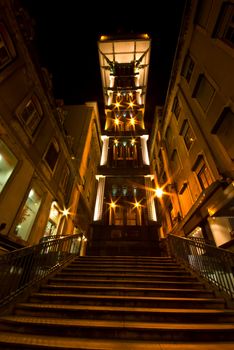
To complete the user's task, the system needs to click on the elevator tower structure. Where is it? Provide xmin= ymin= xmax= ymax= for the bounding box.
xmin=89 ymin=34 xmax=160 ymax=256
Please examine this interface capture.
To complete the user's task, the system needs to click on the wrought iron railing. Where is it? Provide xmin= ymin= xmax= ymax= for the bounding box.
xmin=167 ymin=234 xmax=234 ymax=299
xmin=0 ymin=233 xmax=83 ymax=308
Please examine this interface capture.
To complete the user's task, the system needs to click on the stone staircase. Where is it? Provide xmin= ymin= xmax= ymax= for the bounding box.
xmin=0 ymin=255 xmax=234 ymax=349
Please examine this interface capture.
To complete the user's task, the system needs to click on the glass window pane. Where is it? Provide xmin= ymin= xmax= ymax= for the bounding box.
xmin=194 ymin=75 xmax=215 ymax=111
xmin=0 ymin=139 xmax=18 ymax=193
xmin=215 ymin=109 xmax=234 ymax=161
xmin=15 ymin=188 xmax=42 ymax=241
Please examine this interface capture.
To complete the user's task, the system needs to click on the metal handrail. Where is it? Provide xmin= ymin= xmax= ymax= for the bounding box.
xmin=0 ymin=233 xmax=83 ymax=308
xmin=167 ymin=234 xmax=234 ymax=299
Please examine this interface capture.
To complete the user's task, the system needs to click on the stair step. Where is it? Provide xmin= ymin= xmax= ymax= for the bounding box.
xmin=55 ymin=272 xmax=197 ymax=282
xmin=1 ymin=254 xmax=233 ymax=347
xmin=48 ymin=277 xmax=205 ymax=289
xmin=1 ymin=316 xmax=234 ymax=341
xmin=62 ymin=266 xmax=191 ymax=275
xmin=14 ymin=302 xmax=234 ymax=323
xmin=70 ymin=262 xmax=183 ymax=269
xmin=76 ymin=256 xmax=175 ymax=261
xmin=29 ymin=292 xmax=226 ymax=309
xmin=1 ymin=332 xmax=234 ymax=350
xmin=40 ymin=284 xmax=215 ymax=298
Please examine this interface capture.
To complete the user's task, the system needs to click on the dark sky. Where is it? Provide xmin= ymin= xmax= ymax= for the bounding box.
xmin=21 ymin=1 xmax=186 ymax=129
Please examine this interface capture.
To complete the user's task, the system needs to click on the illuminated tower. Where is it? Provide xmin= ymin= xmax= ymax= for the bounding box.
xmin=88 ymin=34 xmax=160 ymax=256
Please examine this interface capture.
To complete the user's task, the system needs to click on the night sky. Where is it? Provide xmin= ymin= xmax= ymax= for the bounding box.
xmin=20 ymin=0 xmax=186 ymax=129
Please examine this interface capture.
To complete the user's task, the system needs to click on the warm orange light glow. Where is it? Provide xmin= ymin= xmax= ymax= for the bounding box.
xmin=61 ymin=207 xmax=71 ymax=217
xmin=115 ymin=102 xmax=120 ymax=108
xmin=155 ymin=188 xmax=163 ymax=198
xmin=100 ymin=35 xmax=108 ymax=41
xmin=130 ymin=117 xmax=135 ymax=125
xmin=110 ymin=202 xmax=116 ymax=208
xmin=131 ymin=138 xmax=136 ymax=145
xmin=114 ymin=118 xmax=119 ymax=125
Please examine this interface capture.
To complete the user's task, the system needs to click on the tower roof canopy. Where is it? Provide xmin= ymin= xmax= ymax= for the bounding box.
xmin=98 ymin=34 xmax=151 ymax=108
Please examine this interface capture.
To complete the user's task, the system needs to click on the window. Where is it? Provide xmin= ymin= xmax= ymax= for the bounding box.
xmin=0 ymin=139 xmax=18 ymax=193
xmin=167 ymin=201 xmax=174 ymax=228
xmin=112 ymin=185 xmax=118 ymax=196
xmin=44 ymin=140 xmax=60 ymax=171
xmin=113 ymin=139 xmax=137 ymax=161
xmin=17 ymin=95 xmax=43 ymax=136
xmin=15 ymin=188 xmax=42 ymax=241
xmin=212 ymin=108 xmax=234 ymax=161
xmin=181 ymin=55 xmax=194 ymax=83
xmin=165 ymin=125 xmax=172 ymax=146
xmin=126 ymin=207 xmax=137 ymax=226
xmin=60 ymin=163 xmax=70 ymax=191
xmin=113 ymin=206 xmax=124 ymax=225
xmin=172 ymin=95 xmax=181 ymax=119
xmin=170 ymin=149 xmax=181 ymax=174
xmin=192 ymin=155 xmax=213 ymax=190
xmin=193 ymin=75 xmax=215 ymax=111
xmin=180 ymin=120 xmax=195 ymax=150
xmin=0 ymin=22 xmax=16 ymax=70
xmin=214 ymin=2 xmax=234 ymax=47
xmin=160 ymin=171 xmax=167 ymax=186
xmin=195 ymin=0 xmax=213 ymax=29
xmin=157 ymin=149 xmax=164 ymax=174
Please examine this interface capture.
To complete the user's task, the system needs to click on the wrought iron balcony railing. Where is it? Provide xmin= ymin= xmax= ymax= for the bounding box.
xmin=0 ymin=233 xmax=83 ymax=308
xmin=167 ymin=234 xmax=234 ymax=299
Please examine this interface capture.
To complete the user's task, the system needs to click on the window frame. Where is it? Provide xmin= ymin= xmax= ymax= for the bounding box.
xmin=181 ymin=54 xmax=195 ymax=83
xmin=213 ymin=2 xmax=234 ymax=48
xmin=172 ymin=95 xmax=181 ymax=120
xmin=192 ymin=74 xmax=215 ymax=112
xmin=192 ymin=155 xmax=213 ymax=190
xmin=0 ymin=138 xmax=18 ymax=194
xmin=180 ymin=119 xmax=195 ymax=151
xmin=59 ymin=163 xmax=70 ymax=192
xmin=0 ymin=22 xmax=16 ymax=71
xmin=16 ymin=95 xmax=43 ymax=138
xmin=211 ymin=107 xmax=234 ymax=161
xmin=43 ymin=139 xmax=60 ymax=173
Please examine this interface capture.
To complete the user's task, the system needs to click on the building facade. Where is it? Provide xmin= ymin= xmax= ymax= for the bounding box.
xmin=0 ymin=0 xmax=101 ymax=253
xmin=149 ymin=0 xmax=234 ymax=250
xmin=88 ymin=34 xmax=161 ymax=256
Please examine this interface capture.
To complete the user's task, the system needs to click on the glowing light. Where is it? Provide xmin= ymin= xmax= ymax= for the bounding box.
xmin=29 ymin=189 xmax=34 ymax=198
xmin=130 ymin=117 xmax=135 ymax=125
xmin=100 ymin=35 xmax=108 ymax=41
xmin=115 ymin=102 xmax=120 ymax=108
xmin=61 ymin=207 xmax=70 ymax=217
xmin=155 ymin=188 xmax=163 ymax=198
xmin=114 ymin=118 xmax=119 ymax=125
xmin=114 ymin=139 xmax=119 ymax=146
xmin=110 ymin=201 xmax=116 ymax=208
xmin=131 ymin=138 xmax=136 ymax=145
